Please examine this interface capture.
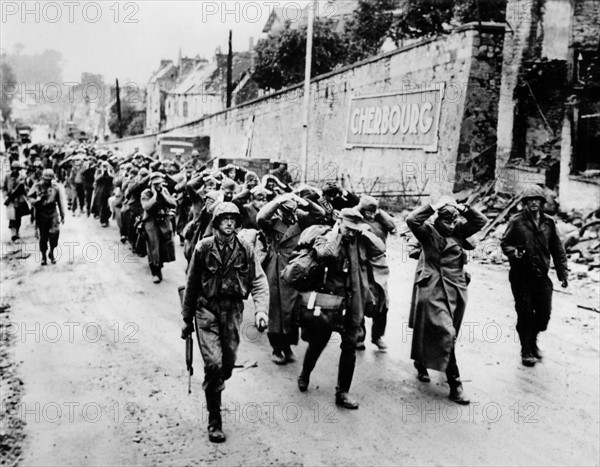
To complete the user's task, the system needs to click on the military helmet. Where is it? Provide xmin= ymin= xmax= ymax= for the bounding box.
xmin=520 ymin=185 xmax=546 ymax=203
xmin=211 ymin=201 xmax=242 ymax=228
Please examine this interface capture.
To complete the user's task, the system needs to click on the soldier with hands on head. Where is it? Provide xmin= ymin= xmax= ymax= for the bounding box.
xmin=407 ymin=195 xmax=487 ymax=405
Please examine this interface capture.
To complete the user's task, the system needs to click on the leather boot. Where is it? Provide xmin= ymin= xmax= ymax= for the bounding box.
xmin=336 ymin=350 xmax=358 ymax=409
xmin=520 ymin=331 xmax=536 ymax=367
xmin=335 ymin=391 xmax=359 ymax=409
xmin=298 ymin=341 xmax=325 ymax=392
xmin=447 ymin=374 xmax=470 ymax=405
xmin=531 ymin=332 xmax=543 ymax=360
xmin=414 ymin=361 xmax=430 ymax=383
xmin=205 ymin=391 xmax=226 ymax=443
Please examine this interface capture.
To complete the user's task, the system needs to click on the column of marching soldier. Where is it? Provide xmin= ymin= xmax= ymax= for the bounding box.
xmin=3 ymin=141 xmax=569 ymax=444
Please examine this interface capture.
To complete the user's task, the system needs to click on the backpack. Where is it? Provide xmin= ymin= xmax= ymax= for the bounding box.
xmin=280 ymin=224 xmax=331 ymax=292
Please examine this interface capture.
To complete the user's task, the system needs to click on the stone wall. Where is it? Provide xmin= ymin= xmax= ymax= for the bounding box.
xmin=110 ymin=24 xmax=505 ymax=202
xmin=573 ymin=0 xmax=600 ymax=50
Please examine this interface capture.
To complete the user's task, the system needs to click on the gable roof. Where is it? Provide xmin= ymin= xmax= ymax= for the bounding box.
xmin=168 ymin=52 xmax=253 ymax=97
xmin=148 ymin=61 xmax=177 ymax=84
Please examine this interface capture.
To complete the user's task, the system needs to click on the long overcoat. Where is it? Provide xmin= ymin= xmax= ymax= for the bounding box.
xmin=407 ymin=204 xmax=487 ymax=371
xmin=257 ymin=200 xmax=323 ymax=336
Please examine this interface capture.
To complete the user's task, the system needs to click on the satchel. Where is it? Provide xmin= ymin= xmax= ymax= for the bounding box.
xmin=298 ymin=291 xmax=345 ymax=332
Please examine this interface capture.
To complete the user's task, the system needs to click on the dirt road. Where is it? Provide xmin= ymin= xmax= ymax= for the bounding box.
xmin=1 ymin=207 xmax=599 ymax=466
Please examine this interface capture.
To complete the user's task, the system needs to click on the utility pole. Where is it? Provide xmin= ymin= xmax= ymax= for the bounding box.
xmin=301 ymin=1 xmax=316 ymax=183
xmin=226 ymin=30 xmax=233 ymax=109
xmin=115 ymin=78 xmax=123 ymax=139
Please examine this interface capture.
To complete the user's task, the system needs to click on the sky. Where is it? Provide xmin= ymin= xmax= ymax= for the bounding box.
xmin=1 ymin=0 xmax=316 ymax=85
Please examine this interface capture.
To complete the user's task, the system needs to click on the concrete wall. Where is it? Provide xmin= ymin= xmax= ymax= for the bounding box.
xmin=109 ymin=24 xmax=505 ymax=201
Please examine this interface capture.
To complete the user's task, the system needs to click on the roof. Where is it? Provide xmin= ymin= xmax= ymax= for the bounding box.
xmin=262 ymin=1 xmax=358 ymax=33
xmin=148 ymin=61 xmax=177 ymax=84
xmin=168 ymin=52 xmax=253 ymax=97
xmin=169 ymin=61 xmax=216 ymax=95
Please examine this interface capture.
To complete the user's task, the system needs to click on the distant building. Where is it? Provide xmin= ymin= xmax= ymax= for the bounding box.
xmin=164 ymin=52 xmax=253 ymax=129
xmin=145 ymin=59 xmax=179 ymax=133
xmin=262 ymin=0 xmax=357 ymax=36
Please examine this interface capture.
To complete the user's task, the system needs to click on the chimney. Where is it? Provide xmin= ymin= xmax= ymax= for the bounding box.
xmin=249 ymin=36 xmax=254 ymax=51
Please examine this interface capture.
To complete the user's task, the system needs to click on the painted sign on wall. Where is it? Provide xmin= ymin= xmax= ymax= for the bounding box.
xmin=345 ymin=84 xmax=445 ymax=152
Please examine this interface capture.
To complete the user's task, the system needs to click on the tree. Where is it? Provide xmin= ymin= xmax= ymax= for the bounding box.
xmin=108 ymin=102 xmax=144 ymax=137
xmin=390 ymin=0 xmax=454 ymax=42
xmin=253 ymin=18 xmax=348 ymax=91
xmin=452 ymin=0 xmax=507 ymax=24
xmin=1 ymin=55 xmax=17 ymax=122
xmin=343 ymin=0 xmax=397 ymax=64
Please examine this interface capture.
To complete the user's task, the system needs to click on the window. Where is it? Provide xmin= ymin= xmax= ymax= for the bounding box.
xmin=183 ymin=100 xmax=188 ymax=118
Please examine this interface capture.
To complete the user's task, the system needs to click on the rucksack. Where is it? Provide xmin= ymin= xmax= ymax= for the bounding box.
xmin=281 ymin=247 xmax=326 ymax=292
xmin=280 ymin=224 xmax=331 ymax=292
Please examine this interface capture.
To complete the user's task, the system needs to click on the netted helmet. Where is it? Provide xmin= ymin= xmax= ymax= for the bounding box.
xmin=211 ymin=202 xmax=242 ymax=228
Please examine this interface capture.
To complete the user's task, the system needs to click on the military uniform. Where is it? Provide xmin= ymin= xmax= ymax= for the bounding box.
xmin=27 ymin=170 xmax=67 ymax=264
xmin=181 ymin=202 xmax=268 ymax=442
xmin=501 ymin=190 xmax=568 ymax=364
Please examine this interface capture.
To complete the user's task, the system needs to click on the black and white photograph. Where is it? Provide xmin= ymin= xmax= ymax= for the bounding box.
xmin=1 ymin=0 xmax=599 ymax=465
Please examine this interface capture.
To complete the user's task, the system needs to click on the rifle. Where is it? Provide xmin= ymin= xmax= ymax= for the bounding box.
xmin=186 ymin=334 xmax=193 ymax=394
xmin=178 ymin=285 xmax=193 ymax=394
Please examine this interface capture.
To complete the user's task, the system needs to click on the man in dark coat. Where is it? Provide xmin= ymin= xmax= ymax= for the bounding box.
xmin=257 ymin=193 xmax=325 ymax=364
xmin=3 ymin=161 xmax=29 ymax=241
xmin=297 ymin=208 xmax=385 ymax=409
xmin=81 ymin=157 xmax=96 ymax=216
xmin=356 ymin=195 xmax=396 ymax=351
xmin=27 ymin=169 xmax=67 ymax=265
xmin=181 ymin=202 xmax=269 ymax=443
xmin=407 ymin=196 xmax=487 ymax=405
xmin=140 ymin=172 xmax=177 ymax=283
xmin=94 ymin=161 xmax=114 ymax=227
xmin=501 ymin=185 xmax=569 ymax=367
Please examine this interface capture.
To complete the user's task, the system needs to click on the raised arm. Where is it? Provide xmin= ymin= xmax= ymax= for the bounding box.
xmin=406 ymin=203 xmax=435 ymax=244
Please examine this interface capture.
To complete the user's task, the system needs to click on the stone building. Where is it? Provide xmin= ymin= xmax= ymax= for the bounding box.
xmin=495 ymin=0 xmax=600 ymax=210
xmin=145 ymin=60 xmax=179 ymax=133
xmin=164 ymin=52 xmax=253 ymax=129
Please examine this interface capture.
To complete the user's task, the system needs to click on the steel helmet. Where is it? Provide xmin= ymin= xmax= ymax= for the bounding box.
xmin=211 ymin=202 xmax=242 ymax=228
xmin=520 ymin=185 xmax=546 ymax=203
xmin=42 ymin=168 xmax=55 ymax=180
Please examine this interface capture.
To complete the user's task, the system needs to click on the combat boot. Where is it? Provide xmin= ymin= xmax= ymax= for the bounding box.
xmin=335 ymin=391 xmax=359 ymax=409
xmin=520 ymin=332 xmax=536 ymax=367
xmin=531 ymin=332 xmax=543 ymax=360
xmin=447 ymin=375 xmax=470 ymax=405
xmin=336 ymin=351 xmax=358 ymax=409
xmin=297 ymin=373 xmax=309 ymax=392
xmin=414 ymin=361 xmax=430 ymax=383
xmin=205 ymin=391 xmax=226 ymax=443
xmin=446 ymin=364 xmax=470 ymax=405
